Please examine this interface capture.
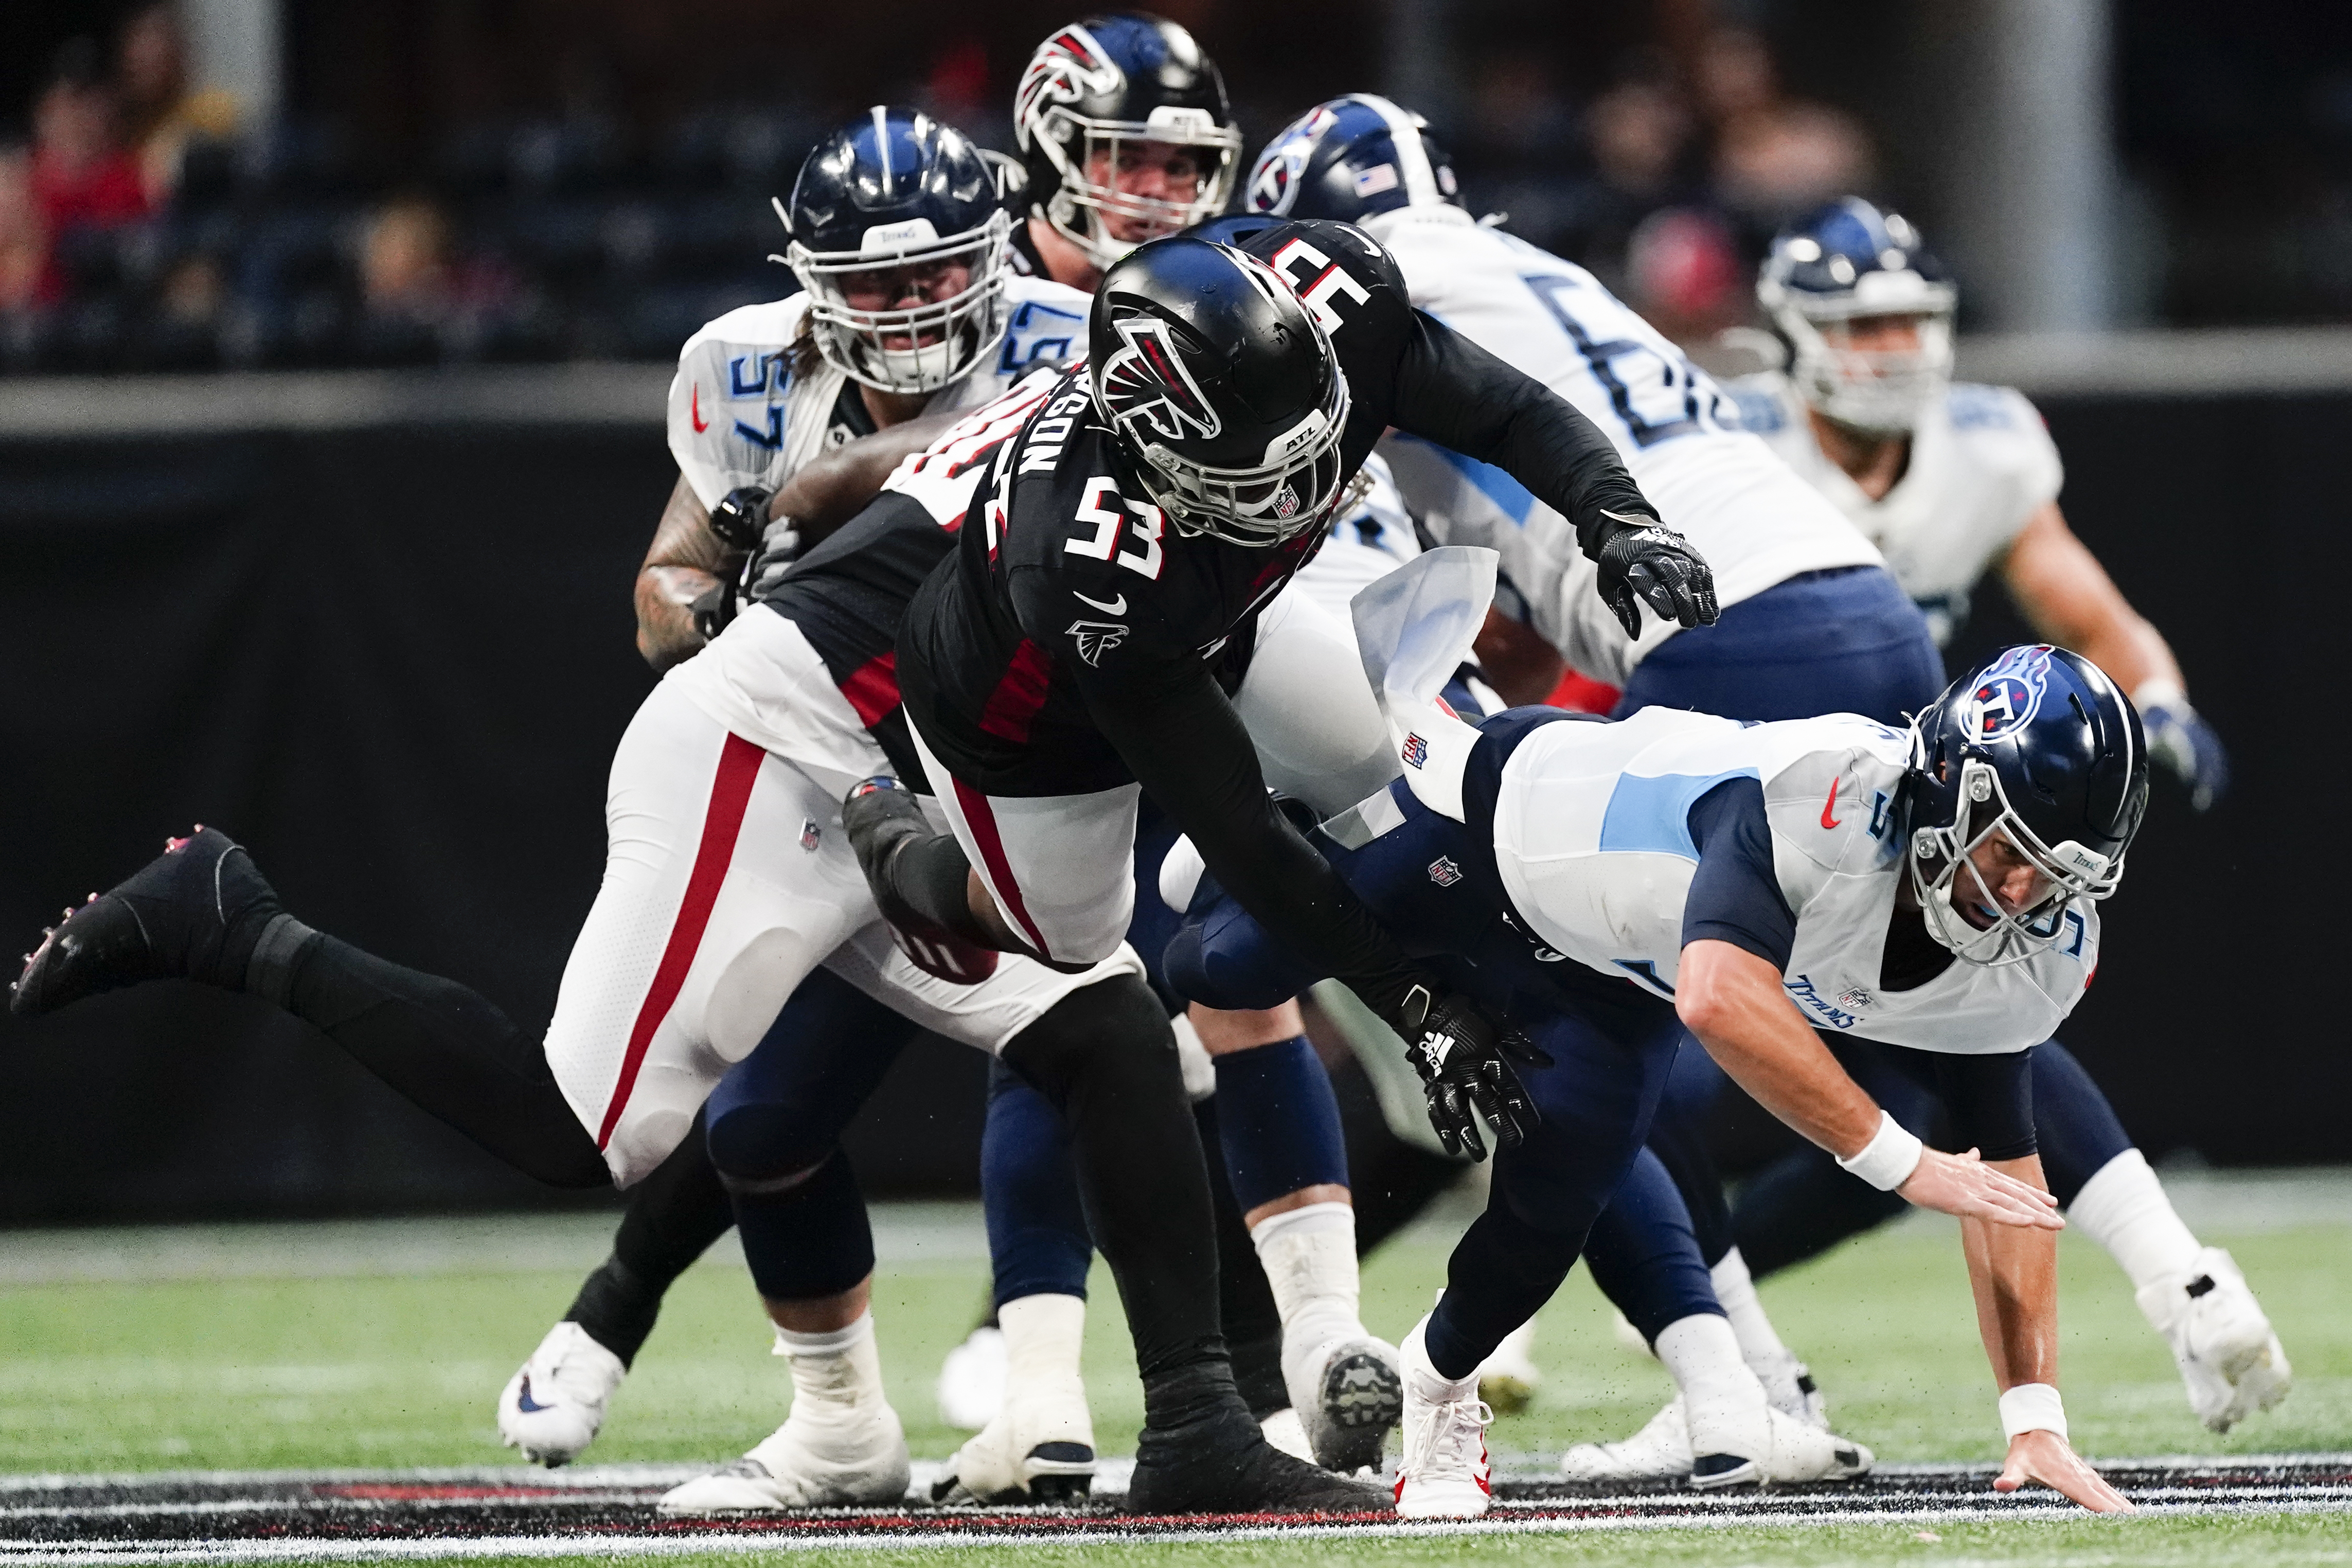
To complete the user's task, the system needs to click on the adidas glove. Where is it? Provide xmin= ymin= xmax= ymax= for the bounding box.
xmin=1387 ymin=983 xmax=1552 ymax=1161
xmin=1595 ymin=511 xmax=1720 ymax=639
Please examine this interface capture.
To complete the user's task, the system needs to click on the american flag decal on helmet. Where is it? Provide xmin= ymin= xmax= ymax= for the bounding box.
xmin=1097 ymin=313 xmax=1223 ymax=444
xmin=1014 ymin=25 xmax=1123 ymax=150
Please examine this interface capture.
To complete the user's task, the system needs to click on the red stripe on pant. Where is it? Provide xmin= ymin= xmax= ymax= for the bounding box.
xmin=951 ymin=777 xmax=1053 ymax=959
xmin=597 ymin=732 xmax=765 ymax=1152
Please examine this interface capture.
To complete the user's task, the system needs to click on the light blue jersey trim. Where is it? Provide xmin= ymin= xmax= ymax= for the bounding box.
xmin=1597 ymin=769 xmax=1760 ymax=859
xmin=1395 ymin=434 xmax=1538 ymax=528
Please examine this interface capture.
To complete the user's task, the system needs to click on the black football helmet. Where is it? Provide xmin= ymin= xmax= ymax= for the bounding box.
xmin=1013 ymin=14 xmax=1242 ymax=270
xmin=1089 ymin=236 xmax=1350 ymax=547
xmin=1244 ymin=94 xmax=1462 ymax=224
xmin=1905 ymin=645 xmax=2148 ymax=966
xmin=779 ymin=106 xmax=1012 ymax=395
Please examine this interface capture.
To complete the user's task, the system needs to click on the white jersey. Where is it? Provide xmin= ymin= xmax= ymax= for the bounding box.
xmin=666 ymin=277 xmax=1093 ymax=510
xmin=1285 ymin=453 xmax=1423 ymax=626
xmin=1730 ymin=371 xmax=2063 ymax=647
xmin=1488 ymin=706 xmax=2096 ymax=1055
xmin=1362 ymin=205 xmax=1879 ymax=685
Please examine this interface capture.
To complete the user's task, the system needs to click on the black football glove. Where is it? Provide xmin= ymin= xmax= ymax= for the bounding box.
xmin=706 ymin=485 xmax=775 ymax=551
xmin=1389 ymin=983 xmax=1553 ymax=1161
xmin=689 ymin=575 xmax=738 ymax=643
xmin=1595 ymin=511 xmax=1720 ymax=639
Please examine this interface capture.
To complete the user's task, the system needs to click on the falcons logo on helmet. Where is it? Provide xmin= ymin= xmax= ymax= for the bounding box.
xmin=1095 ymin=313 xmax=1222 ymax=446
xmin=1014 ymin=25 xmax=1123 ymax=151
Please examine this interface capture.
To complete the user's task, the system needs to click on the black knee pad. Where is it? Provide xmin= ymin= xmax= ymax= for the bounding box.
xmin=999 ymin=972 xmax=1176 ymax=1110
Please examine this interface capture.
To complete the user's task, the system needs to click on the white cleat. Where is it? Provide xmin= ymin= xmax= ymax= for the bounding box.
xmin=658 ymin=1401 xmax=910 ymax=1513
xmin=1260 ymin=1406 xmax=1316 ymax=1463
xmin=935 ymin=1324 xmax=1006 ymax=1432
xmin=1559 ymin=1398 xmax=1691 ymax=1486
xmin=1475 ymin=1318 xmax=1542 ymax=1416
xmin=496 ymin=1322 xmax=626 ymax=1468
xmin=1394 ymin=1317 xmax=1493 ymax=1519
xmin=1290 ymin=1333 xmax=1403 ymax=1474
xmin=2139 ymin=1246 xmax=2293 ymax=1433
xmin=1752 ymin=1349 xmax=1829 ymax=1429
xmin=1558 ymin=1398 xmax=1872 ymax=1488
xmin=932 ymin=1365 xmax=1096 ymax=1504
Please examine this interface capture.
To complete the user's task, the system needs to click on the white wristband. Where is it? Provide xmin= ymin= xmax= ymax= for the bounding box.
xmin=2132 ymin=677 xmax=2186 ymax=714
xmin=1999 ymin=1382 xmax=2068 ymax=1440
xmin=1834 ymin=1111 xmax=1925 ymax=1191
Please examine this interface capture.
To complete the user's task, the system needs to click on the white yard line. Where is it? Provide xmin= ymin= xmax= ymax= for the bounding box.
xmin=0 ymin=1496 xmax=2347 ymax=1564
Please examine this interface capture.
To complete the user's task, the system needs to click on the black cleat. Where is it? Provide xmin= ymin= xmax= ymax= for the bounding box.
xmin=11 ymin=827 xmax=283 ymax=1018
xmin=1126 ymin=1395 xmax=1392 ymax=1517
xmin=840 ymin=778 xmax=997 ymax=984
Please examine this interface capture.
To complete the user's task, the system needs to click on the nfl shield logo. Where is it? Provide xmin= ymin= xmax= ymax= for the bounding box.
xmin=1401 ymin=733 xmax=1429 ymax=769
xmin=1272 ymin=485 xmax=1300 ymax=520
xmin=1428 ymin=857 xmax=1462 ymax=887
xmin=1838 ymin=985 xmax=1874 ymax=1010
xmin=800 ymin=818 xmax=822 ymax=852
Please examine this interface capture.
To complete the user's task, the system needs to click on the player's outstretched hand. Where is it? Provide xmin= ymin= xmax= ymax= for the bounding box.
xmin=1391 ymin=985 xmax=1552 ymax=1161
xmin=1595 ymin=514 xmax=1720 ymax=637
xmin=1897 ymin=1147 xmax=2063 ymax=1230
xmin=1995 ymin=1430 xmax=2133 ymax=1513
xmin=2140 ymin=695 xmax=2230 ymax=812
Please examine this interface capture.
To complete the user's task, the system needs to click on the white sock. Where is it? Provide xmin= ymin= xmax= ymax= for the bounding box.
xmin=1655 ymin=1313 xmax=1766 ymax=1460
xmin=1252 ymin=1201 xmax=1366 ymax=1371
xmin=1709 ymin=1248 xmax=1795 ymax=1371
xmin=997 ymin=1293 xmax=1086 ymax=1401
xmin=774 ymin=1310 xmax=885 ymax=1411
xmin=2066 ymin=1149 xmax=2203 ymax=1291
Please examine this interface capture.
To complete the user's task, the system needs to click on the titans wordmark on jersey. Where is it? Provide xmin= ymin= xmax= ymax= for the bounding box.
xmin=1731 ymin=371 xmax=2064 ymax=647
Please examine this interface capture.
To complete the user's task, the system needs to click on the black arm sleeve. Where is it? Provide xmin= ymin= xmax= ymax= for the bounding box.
xmin=1390 ymin=309 xmax=1660 ymax=559
xmin=1083 ymin=658 xmax=1425 ymax=1015
xmin=1932 ymin=1048 xmax=2039 ymax=1162
xmin=1682 ymin=777 xmax=1798 ymax=970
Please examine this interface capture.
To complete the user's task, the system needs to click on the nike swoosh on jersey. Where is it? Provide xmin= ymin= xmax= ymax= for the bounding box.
xmin=1820 ymin=774 xmax=1842 ymax=829
xmin=1071 ymin=588 xmax=1127 ymax=615
xmin=691 ymin=385 xmax=709 ymax=433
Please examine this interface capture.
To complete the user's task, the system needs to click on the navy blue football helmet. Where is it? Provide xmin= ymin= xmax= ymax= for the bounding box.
xmin=1013 ymin=15 xmax=1241 ymax=270
xmin=1758 ymin=197 xmax=1956 ymax=435
xmin=1243 ymin=94 xmax=1461 ymax=223
xmin=779 ymin=106 xmax=1011 ymax=395
xmin=1905 ymin=645 xmax=2148 ymax=966
xmin=1090 ymin=236 xmax=1349 ymax=547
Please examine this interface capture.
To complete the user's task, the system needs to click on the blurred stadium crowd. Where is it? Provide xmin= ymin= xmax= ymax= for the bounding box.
xmin=0 ymin=0 xmax=2345 ymax=375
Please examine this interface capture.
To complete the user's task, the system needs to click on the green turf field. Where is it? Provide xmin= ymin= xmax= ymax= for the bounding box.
xmin=3 ymin=1176 xmax=2347 ymax=1561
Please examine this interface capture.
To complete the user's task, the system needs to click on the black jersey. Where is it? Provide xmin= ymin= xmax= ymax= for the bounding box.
xmin=752 ymin=369 xmax=1066 ymax=787
xmin=899 ymin=216 xmax=1657 ymax=798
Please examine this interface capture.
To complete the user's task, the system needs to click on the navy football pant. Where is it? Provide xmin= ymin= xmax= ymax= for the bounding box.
xmin=1613 ymin=564 xmax=1945 ymax=729
xmin=1422 ymin=995 xmax=1686 ymax=1379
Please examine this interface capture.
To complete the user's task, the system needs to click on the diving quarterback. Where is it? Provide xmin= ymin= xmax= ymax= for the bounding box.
xmin=1701 ymin=198 xmax=2286 ymax=1439
xmin=1167 ymin=550 xmax=2148 ymax=1517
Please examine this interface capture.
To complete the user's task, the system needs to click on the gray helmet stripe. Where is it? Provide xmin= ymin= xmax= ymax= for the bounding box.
xmin=1348 ymin=93 xmax=1440 ymax=206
